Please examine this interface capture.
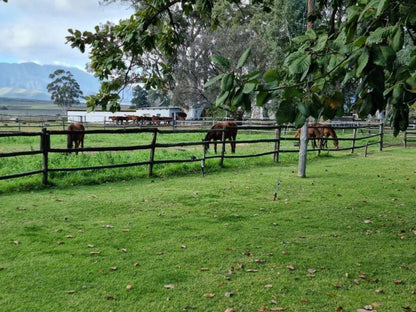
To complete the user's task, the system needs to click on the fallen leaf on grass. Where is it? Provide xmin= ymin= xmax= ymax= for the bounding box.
xmin=13 ymin=240 xmax=19 ymax=245
xmin=66 ymin=290 xmax=76 ymax=294
xmin=56 ymin=241 xmax=64 ymax=245
xmin=246 ymin=269 xmax=258 ymax=273
xmin=66 ymin=235 xmax=74 ymax=239
xmin=87 ymin=244 xmax=95 ymax=248
xmin=287 ymin=265 xmax=295 ymax=271
xmin=258 ymin=307 xmax=269 ymax=311
xmin=90 ymin=251 xmax=101 ymax=255
xmin=270 ymin=308 xmax=285 ymax=311
xmin=224 ymin=309 xmax=234 ymax=312
xmin=122 ymin=228 xmax=130 ymax=232
xmin=126 ymin=285 xmax=132 ymax=290
xmin=110 ymin=267 xmax=118 ymax=271
xmin=198 ymin=268 xmax=209 ymax=271
xmin=264 ymin=284 xmax=273 ymax=288
xmin=204 ymin=293 xmax=215 ymax=298
xmin=164 ymin=284 xmax=175 ymax=289
xmin=394 ymin=279 xmax=404 ymax=284
xmin=120 ymin=248 xmax=128 ymax=253
xmin=224 ymin=291 xmax=233 ymax=297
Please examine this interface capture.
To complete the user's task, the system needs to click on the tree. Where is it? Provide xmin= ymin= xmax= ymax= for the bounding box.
xmin=67 ymin=0 xmax=416 ymax=135
xmin=131 ymin=85 xmax=149 ymax=108
xmin=47 ymin=70 xmax=83 ymax=112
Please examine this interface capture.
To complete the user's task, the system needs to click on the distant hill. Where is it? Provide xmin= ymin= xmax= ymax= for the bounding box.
xmin=0 ymin=62 xmax=101 ymax=101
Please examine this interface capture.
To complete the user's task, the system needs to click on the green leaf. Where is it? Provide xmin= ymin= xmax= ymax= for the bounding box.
xmin=353 ymin=36 xmax=367 ymax=48
xmin=366 ymin=26 xmax=395 ymax=45
xmin=371 ymin=45 xmax=395 ymax=69
xmin=231 ymin=89 xmax=244 ymax=108
xmin=204 ymin=73 xmax=225 ymax=88
xmin=215 ymin=90 xmax=229 ymax=106
xmin=263 ymin=69 xmax=279 ymax=83
xmin=305 ymin=29 xmax=317 ymax=41
xmin=236 ymin=48 xmax=251 ymax=69
xmin=221 ymin=73 xmax=234 ymax=92
xmin=275 ymin=100 xmax=296 ymax=124
xmin=312 ymin=34 xmax=328 ymax=52
xmin=285 ymin=51 xmax=312 ymax=75
xmin=256 ymin=91 xmax=271 ymax=107
xmin=211 ymin=54 xmax=230 ymax=69
xmin=391 ymin=26 xmax=403 ymax=52
xmin=294 ymin=113 xmax=307 ymax=128
xmin=242 ymin=82 xmax=256 ymax=94
xmin=356 ymin=48 xmax=369 ymax=77
xmin=376 ymin=0 xmax=389 ymax=17
xmin=297 ymin=102 xmax=310 ymax=116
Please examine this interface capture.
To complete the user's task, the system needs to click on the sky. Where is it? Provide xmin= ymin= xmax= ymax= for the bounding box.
xmin=0 ymin=0 xmax=134 ymax=70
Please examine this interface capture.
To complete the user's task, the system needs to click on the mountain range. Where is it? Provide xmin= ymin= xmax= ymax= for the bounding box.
xmin=0 ymin=62 xmax=101 ymax=101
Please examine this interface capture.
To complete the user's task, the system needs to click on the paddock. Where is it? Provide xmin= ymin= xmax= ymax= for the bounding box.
xmin=0 ymin=120 xmax=407 ymax=187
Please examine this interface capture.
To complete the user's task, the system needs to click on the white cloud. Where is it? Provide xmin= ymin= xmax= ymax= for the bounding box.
xmin=0 ymin=0 xmax=134 ymax=69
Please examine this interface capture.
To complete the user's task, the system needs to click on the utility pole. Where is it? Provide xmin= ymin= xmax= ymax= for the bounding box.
xmin=298 ymin=0 xmax=315 ymax=178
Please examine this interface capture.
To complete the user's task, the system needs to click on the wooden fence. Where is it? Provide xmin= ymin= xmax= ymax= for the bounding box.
xmin=0 ymin=123 xmax=384 ymax=185
xmin=403 ymin=122 xmax=416 ymax=147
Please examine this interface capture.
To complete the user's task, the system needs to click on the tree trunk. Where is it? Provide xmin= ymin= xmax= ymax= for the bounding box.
xmin=298 ymin=0 xmax=314 ymax=177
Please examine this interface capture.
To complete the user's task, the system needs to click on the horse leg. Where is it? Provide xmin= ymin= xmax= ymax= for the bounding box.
xmin=214 ymin=141 xmax=217 ymax=154
xmin=231 ymin=135 xmax=236 ymax=153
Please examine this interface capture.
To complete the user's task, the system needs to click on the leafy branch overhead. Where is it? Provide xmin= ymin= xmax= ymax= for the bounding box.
xmin=204 ymin=47 xmax=258 ymax=112
xmin=66 ymin=0 xmax=416 ymax=134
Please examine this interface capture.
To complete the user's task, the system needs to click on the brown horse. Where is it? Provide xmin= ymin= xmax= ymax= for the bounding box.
xmin=315 ymin=123 xmax=339 ymax=149
xmin=204 ymin=121 xmax=238 ymax=154
xmin=294 ymin=126 xmax=321 ymax=149
xmin=67 ymin=122 xmax=85 ymax=154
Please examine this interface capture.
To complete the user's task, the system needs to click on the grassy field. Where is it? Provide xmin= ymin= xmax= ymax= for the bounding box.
xmin=0 ymin=144 xmax=415 ymax=311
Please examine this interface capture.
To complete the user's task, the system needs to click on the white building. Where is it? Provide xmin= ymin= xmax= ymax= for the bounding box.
xmin=67 ymin=107 xmax=186 ymax=123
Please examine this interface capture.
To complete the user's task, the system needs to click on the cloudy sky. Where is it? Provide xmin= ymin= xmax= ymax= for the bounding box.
xmin=0 ymin=0 xmax=134 ymax=70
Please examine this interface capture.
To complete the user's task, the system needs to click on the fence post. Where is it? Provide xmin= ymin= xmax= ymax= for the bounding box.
xmin=364 ymin=143 xmax=368 ymax=157
xmin=40 ymin=128 xmax=50 ymax=185
xmin=273 ymin=127 xmax=281 ymax=162
xmin=220 ymin=128 xmax=226 ymax=167
xmin=352 ymin=126 xmax=357 ymax=154
xmin=148 ymin=129 xmax=157 ymax=176
xmin=379 ymin=123 xmax=384 ymax=151
xmin=404 ymin=131 xmax=407 ymax=148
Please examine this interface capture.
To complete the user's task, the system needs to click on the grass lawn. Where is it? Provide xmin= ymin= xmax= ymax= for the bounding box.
xmin=0 ymin=146 xmax=415 ymax=311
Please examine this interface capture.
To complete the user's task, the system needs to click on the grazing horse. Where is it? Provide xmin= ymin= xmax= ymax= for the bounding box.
xmin=316 ymin=123 xmax=339 ymax=149
xmin=294 ymin=126 xmax=321 ymax=149
xmin=204 ymin=121 xmax=238 ymax=154
xmin=67 ymin=122 xmax=85 ymax=154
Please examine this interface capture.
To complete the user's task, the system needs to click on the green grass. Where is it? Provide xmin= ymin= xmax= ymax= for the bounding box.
xmin=0 ymin=146 xmax=415 ymax=311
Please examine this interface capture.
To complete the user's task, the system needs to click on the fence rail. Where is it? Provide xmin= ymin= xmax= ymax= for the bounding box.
xmin=0 ymin=123 xmax=385 ymax=185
